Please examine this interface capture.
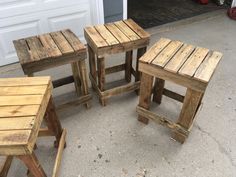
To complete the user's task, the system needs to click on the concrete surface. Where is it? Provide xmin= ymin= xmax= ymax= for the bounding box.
xmin=1 ymin=10 xmax=236 ymax=177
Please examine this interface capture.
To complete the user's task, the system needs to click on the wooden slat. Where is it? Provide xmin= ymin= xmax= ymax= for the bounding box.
xmin=50 ymin=31 xmax=74 ymax=54
xmin=26 ymin=37 xmax=49 ymax=60
xmin=139 ymin=38 xmax=171 ymax=63
xmin=84 ymin=26 xmax=108 ymax=48
xmin=194 ymin=51 xmax=223 ymax=83
xmin=105 ymin=23 xmax=130 ymax=43
xmin=0 ymin=105 xmax=40 ymax=118
xmin=164 ymin=44 xmax=195 ymax=73
xmin=0 ymin=130 xmax=31 ymax=146
xmin=61 ymin=29 xmax=85 ymax=51
xmin=13 ymin=39 xmax=32 ymax=63
xmin=94 ymin=25 xmax=119 ymax=45
xmin=124 ymin=19 xmax=150 ymax=39
xmin=178 ymin=47 xmax=209 ymax=77
xmin=39 ymin=34 xmax=62 ymax=58
xmin=114 ymin=21 xmax=140 ymax=41
xmin=0 ymin=117 xmax=35 ymax=131
xmin=152 ymin=40 xmax=183 ymax=67
xmin=0 ymin=77 xmax=50 ymax=87
xmin=0 ymin=95 xmax=43 ymax=106
xmin=0 ymin=85 xmax=48 ymax=96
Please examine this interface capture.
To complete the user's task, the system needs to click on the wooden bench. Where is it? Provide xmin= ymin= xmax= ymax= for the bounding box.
xmin=0 ymin=77 xmax=66 ymax=177
xmin=13 ymin=29 xmax=91 ymax=109
xmin=137 ymin=38 xmax=223 ymax=143
xmin=84 ymin=19 xmax=150 ymax=106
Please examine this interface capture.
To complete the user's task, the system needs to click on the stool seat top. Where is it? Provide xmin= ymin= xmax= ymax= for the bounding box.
xmin=84 ymin=19 xmax=150 ymax=56
xmin=0 ymin=77 xmax=52 ymax=155
xmin=13 ymin=29 xmax=86 ymax=74
xmin=139 ymin=38 xmax=223 ymax=84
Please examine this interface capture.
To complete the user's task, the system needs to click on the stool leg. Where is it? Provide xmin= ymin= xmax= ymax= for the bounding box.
xmin=18 ymin=152 xmax=47 ymax=177
xmin=71 ymin=62 xmax=82 ymax=95
xmin=125 ymin=50 xmax=133 ymax=82
xmin=97 ymin=57 xmax=106 ymax=106
xmin=172 ymin=88 xmax=203 ymax=143
xmin=78 ymin=59 xmax=91 ymax=108
xmin=0 ymin=156 xmax=13 ymax=177
xmin=88 ymin=45 xmax=97 ymax=88
xmin=44 ymin=97 xmax=63 ymax=148
xmin=153 ymin=78 xmax=165 ymax=104
xmin=138 ymin=73 xmax=154 ymax=124
xmin=135 ymin=47 xmax=147 ymax=95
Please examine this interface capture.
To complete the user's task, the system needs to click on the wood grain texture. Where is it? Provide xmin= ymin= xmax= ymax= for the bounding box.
xmin=105 ymin=23 xmax=130 ymax=43
xmin=95 ymin=25 xmax=119 ymax=45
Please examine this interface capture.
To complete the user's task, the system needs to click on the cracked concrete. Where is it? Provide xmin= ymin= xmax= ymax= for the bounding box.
xmin=1 ymin=10 xmax=236 ymax=177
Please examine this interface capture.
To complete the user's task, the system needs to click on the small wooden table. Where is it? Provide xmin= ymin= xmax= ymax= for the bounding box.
xmin=0 ymin=77 xmax=66 ymax=177
xmin=13 ymin=29 xmax=91 ymax=108
xmin=137 ymin=38 xmax=223 ymax=143
xmin=84 ymin=19 xmax=150 ymax=106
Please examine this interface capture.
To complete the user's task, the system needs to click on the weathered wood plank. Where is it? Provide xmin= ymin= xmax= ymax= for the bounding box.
xmin=105 ymin=23 xmax=130 ymax=43
xmin=94 ymin=25 xmax=119 ymax=45
xmin=13 ymin=39 xmax=32 ymax=63
xmin=0 ymin=95 xmax=43 ymax=106
xmin=0 ymin=77 xmax=50 ymax=87
xmin=0 ymin=117 xmax=35 ymax=131
xmin=0 ymin=130 xmax=31 ymax=146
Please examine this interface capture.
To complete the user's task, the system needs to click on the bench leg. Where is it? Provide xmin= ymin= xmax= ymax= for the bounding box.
xmin=18 ymin=152 xmax=47 ymax=177
xmin=78 ymin=59 xmax=91 ymax=109
xmin=125 ymin=50 xmax=133 ymax=83
xmin=71 ymin=62 xmax=82 ymax=96
xmin=44 ymin=97 xmax=63 ymax=148
xmin=0 ymin=156 xmax=13 ymax=177
xmin=138 ymin=73 xmax=154 ymax=124
xmin=135 ymin=47 xmax=147 ymax=95
xmin=153 ymin=78 xmax=165 ymax=104
xmin=172 ymin=88 xmax=203 ymax=143
xmin=97 ymin=57 xmax=106 ymax=106
xmin=88 ymin=45 xmax=97 ymax=89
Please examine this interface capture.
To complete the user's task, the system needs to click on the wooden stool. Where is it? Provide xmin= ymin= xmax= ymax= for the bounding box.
xmin=13 ymin=29 xmax=91 ymax=108
xmin=0 ymin=77 xmax=66 ymax=177
xmin=84 ymin=19 xmax=150 ymax=106
xmin=137 ymin=38 xmax=223 ymax=143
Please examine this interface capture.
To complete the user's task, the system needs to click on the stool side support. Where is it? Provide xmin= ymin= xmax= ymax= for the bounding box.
xmin=125 ymin=50 xmax=133 ymax=82
xmin=71 ymin=62 xmax=82 ymax=95
xmin=88 ymin=45 xmax=97 ymax=86
xmin=97 ymin=57 xmax=106 ymax=106
xmin=153 ymin=78 xmax=165 ymax=104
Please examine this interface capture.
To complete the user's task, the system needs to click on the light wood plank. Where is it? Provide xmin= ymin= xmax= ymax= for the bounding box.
xmin=0 ymin=117 xmax=35 ymax=131
xmin=0 ymin=85 xmax=48 ymax=96
xmin=0 ymin=77 xmax=50 ymax=87
xmin=114 ymin=21 xmax=140 ymax=41
xmin=124 ymin=19 xmax=150 ymax=39
xmin=105 ymin=23 xmax=130 ymax=43
xmin=139 ymin=38 xmax=171 ymax=63
xmin=50 ymin=31 xmax=74 ymax=54
xmin=178 ymin=47 xmax=209 ymax=77
xmin=152 ymin=40 xmax=183 ymax=67
xmin=13 ymin=39 xmax=32 ymax=64
xmin=164 ymin=44 xmax=195 ymax=73
xmin=0 ymin=130 xmax=31 ymax=146
xmin=94 ymin=25 xmax=119 ymax=45
xmin=84 ymin=26 xmax=108 ymax=48
xmin=0 ymin=95 xmax=43 ymax=106
xmin=194 ymin=51 xmax=223 ymax=83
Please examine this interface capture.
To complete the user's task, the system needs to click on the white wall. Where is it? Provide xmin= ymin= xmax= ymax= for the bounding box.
xmin=232 ymin=0 xmax=236 ymax=7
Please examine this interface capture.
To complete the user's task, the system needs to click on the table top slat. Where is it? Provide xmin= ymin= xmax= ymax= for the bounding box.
xmin=0 ymin=95 xmax=44 ymax=106
xmin=105 ymin=23 xmax=130 ymax=43
xmin=13 ymin=39 xmax=32 ymax=64
xmin=164 ymin=44 xmax=195 ymax=73
xmin=114 ymin=21 xmax=140 ymax=41
xmin=178 ymin=47 xmax=209 ymax=77
xmin=0 ymin=130 xmax=31 ymax=146
xmin=0 ymin=77 xmax=50 ymax=87
xmin=0 ymin=117 xmax=35 ymax=131
xmin=194 ymin=51 xmax=223 ymax=83
xmin=139 ymin=38 xmax=171 ymax=63
xmin=50 ymin=31 xmax=74 ymax=54
xmin=94 ymin=25 xmax=119 ymax=46
xmin=152 ymin=40 xmax=183 ymax=67
xmin=124 ymin=19 xmax=150 ymax=39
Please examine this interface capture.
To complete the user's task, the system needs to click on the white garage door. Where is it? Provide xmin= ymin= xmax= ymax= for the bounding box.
xmin=0 ymin=0 xmax=103 ymax=66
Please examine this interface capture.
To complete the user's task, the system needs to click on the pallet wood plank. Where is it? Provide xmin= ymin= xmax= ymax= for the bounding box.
xmin=0 ymin=95 xmax=44 ymax=106
xmin=50 ymin=31 xmax=74 ymax=54
xmin=105 ymin=23 xmax=130 ymax=43
xmin=114 ymin=21 xmax=140 ymax=41
xmin=152 ymin=40 xmax=183 ymax=67
xmin=139 ymin=38 xmax=171 ymax=63
xmin=194 ymin=51 xmax=223 ymax=83
xmin=164 ymin=44 xmax=195 ymax=73
xmin=0 ymin=117 xmax=35 ymax=131
xmin=0 ymin=76 xmax=50 ymax=86
xmin=0 ymin=130 xmax=31 ymax=146
xmin=94 ymin=25 xmax=119 ymax=45
xmin=13 ymin=39 xmax=32 ymax=63
xmin=124 ymin=19 xmax=150 ymax=39
xmin=178 ymin=47 xmax=209 ymax=77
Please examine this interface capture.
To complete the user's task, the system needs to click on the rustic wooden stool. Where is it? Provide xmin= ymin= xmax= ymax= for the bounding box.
xmin=0 ymin=76 xmax=66 ymax=177
xmin=13 ymin=29 xmax=91 ymax=108
xmin=137 ymin=38 xmax=223 ymax=143
xmin=84 ymin=19 xmax=150 ymax=106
